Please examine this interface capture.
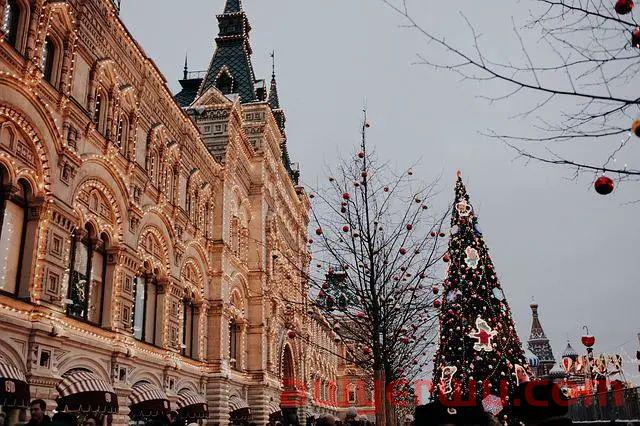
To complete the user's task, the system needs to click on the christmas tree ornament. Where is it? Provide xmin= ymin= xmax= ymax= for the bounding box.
xmin=482 ymin=395 xmax=504 ymax=416
xmin=399 ymin=247 xmax=407 ymax=255
xmin=357 ymin=151 xmax=365 ymax=158
xmin=615 ymin=0 xmax=634 ymax=14
xmin=383 ymin=186 xmax=389 ymax=192
xmin=315 ymin=228 xmax=323 ymax=235
xmin=633 ymin=27 xmax=640 ymax=47
xmin=465 ymin=246 xmax=480 ymax=269
xmin=456 ymin=199 xmax=472 ymax=217
xmin=406 ymin=223 xmax=413 ymax=231
xmin=342 ymin=225 xmax=350 ymax=232
xmin=433 ymin=300 xmax=441 ymax=308
xmin=594 ymin=176 xmax=614 ymax=195
xmin=468 ymin=317 xmax=497 ymax=352
xmin=632 ymin=119 xmax=640 ymax=137
xmin=439 ymin=366 xmax=457 ymax=395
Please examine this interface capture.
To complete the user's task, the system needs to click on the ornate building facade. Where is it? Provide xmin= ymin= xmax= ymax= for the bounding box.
xmin=0 ymin=0 xmax=372 ymax=424
xmin=527 ymin=302 xmax=556 ymax=377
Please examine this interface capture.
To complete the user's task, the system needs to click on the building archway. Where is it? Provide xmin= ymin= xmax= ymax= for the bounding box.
xmin=280 ymin=344 xmax=300 ymax=426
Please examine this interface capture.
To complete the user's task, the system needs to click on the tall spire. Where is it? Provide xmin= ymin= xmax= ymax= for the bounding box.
xmin=268 ymin=51 xmax=285 ymax=130
xmin=183 ymin=52 xmax=188 ymax=80
xmin=198 ymin=0 xmax=258 ymax=103
xmin=527 ymin=302 xmax=556 ymax=376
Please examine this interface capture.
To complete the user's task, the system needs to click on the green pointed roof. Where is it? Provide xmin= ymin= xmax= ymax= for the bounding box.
xmin=198 ymin=0 xmax=258 ymax=103
xmin=224 ymin=0 xmax=242 ymax=13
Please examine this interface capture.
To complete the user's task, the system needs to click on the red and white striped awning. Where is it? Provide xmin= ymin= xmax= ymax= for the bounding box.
xmin=229 ymin=394 xmax=249 ymax=412
xmin=0 ymin=362 xmax=26 ymax=382
xmin=129 ymin=382 xmax=168 ymax=406
xmin=176 ymin=389 xmax=206 ymax=409
xmin=57 ymin=370 xmax=115 ymax=397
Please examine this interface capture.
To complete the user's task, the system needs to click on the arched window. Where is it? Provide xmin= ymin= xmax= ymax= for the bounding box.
xmin=2 ymin=0 xmax=22 ymax=51
xmin=67 ymin=225 xmax=107 ymax=324
xmin=132 ymin=272 xmax=159 ymax=346
xmin=41 ymin=36 xmax=58 ymax=86
xmin=182 ymin=295 xmax=196 ymax=358
xmin=216 ymin=71 xmax=234 ymax=95
xmin=116 ymin=113 xmax=128 ymax=149
xmin=94 ymin=89 xmax=109 ymax=136
xmin=0 ymin=177 xmax=29 ymax=296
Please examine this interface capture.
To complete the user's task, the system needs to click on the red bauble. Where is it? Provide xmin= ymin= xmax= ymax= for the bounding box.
xmin=615 ymin=0 xmax=634 ymax=14
xmin=443 ymin=254 xmax=450 ymax=263
xmin=401 ymin=337 xmax=410 ymax=344
xmin=288 ymin=330 xmax=296 ymax=339
xmin=399 ymin=248 xmax=407 ymax=255
xmin=315 ymin=228 xmax=323 ymax=236
xmin=430 ymin=232 xmax=436 ymax=237
xmin=308 ymin=239 xmax=314 ymax=244
xmin=406 ymin=224 xmax=413 ymax=231
xmin=581 ymin=335 xmax=596 ymax=348
xmin=322 ymin=282 xmax=329 ymax=289
xmin=357 ymin=312 xmax=366 ymax=319
xmin=383 ymin=187 xmax=389 ymax=192
xmin=433 ymin=300 xmax=441 ymax=308
xmin=363 ymin=347 xmax=372 ymax=355
xmin=342 ymin=225 xmax=350 ymax=232
xmin=358 ymin=151 xmax=365 ymax=159
xmin=342 ymin=192 xmax=350 ymax=200
xmin=633 ymin=27 xmax=640 ymax=47
xmin=432 ymin=287 xmax=439 ymax=295
xmin=594 ymin=176 xmax=614 ymax=195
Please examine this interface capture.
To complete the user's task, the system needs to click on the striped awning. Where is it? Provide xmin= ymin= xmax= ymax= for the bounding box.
xmin=56 ymin=370 xmax=118 ymax=413
xmin=128 ymin=382 xmax=170 ymax=419
xmin=267 ymin=401 xmax=281 ymax=415
xmin=228 ymin=394 xmax=249 ymax=411
xmin=0 ymin=362 xmax=30 ymax=408
xmin=176 ymin=389 xmax=208 ymax=420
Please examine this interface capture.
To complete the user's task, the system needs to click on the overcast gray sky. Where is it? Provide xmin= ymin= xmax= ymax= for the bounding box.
xmin=121 ymin=1 xmax=640 ymax=379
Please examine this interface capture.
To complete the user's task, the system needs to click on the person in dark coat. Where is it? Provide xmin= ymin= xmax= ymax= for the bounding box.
xmin=511 ymin=381 xmax=573 ymax=425
xmin=27 ymin=400 xmax=51 ymax=426
xmin=414 ymin=400 xmax=490 ymax=425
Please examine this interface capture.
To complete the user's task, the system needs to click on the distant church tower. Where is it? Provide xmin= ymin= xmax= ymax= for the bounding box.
xmin=527 ymin=302 xmax=556 ymax=377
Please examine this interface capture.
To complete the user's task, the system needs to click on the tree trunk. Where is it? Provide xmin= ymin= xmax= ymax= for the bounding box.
xmin=375 ymin=368 xmax=387 ymax=426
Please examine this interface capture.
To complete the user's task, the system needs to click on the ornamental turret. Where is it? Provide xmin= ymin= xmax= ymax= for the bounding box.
xmin=527 ymin=302 xmax=556 ymax=377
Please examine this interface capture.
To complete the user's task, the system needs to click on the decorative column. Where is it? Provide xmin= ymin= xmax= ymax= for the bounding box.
xmin=101 ymin=245 xmax=122 ymax=329
xmin=18 ymin=196 xmax=45 ymax=300
xmin=24 ymin=0 xmax=44 ymax=62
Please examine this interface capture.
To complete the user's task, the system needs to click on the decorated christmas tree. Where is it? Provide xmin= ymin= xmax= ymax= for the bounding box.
xmin=431 ymin=172 xmax=528 ymax=417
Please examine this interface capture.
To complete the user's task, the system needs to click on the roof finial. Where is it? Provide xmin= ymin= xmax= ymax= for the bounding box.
xmin=456 ymin=170 xmax=462 ymax=179
xmin=271 ymin=50 xmax=276 ymax=78
xmin=183 ymin=52 xmax=189 ymax=80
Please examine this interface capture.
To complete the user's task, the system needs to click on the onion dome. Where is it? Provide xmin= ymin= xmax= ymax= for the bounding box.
xmin=549 ymin=363 xmax=567 ymax=380
xmin=562 ymin=341 xmax=578 ymax=361
xmin=524 ymin=348 xmax=540 ymax=368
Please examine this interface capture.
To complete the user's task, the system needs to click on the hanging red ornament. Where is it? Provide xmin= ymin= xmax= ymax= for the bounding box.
xmin=430 ymin=232 xmax=436 ymax=237
xmin=363 ymin=347 xmax=371 ymax=355
xmin=342 ymin=225 xmax=350 ymax=232
xmin=358 ymin=151 xmax=365 ymax=159
xmin=406 ymin=224 xmax=413 ymax=231
xmin=615 ymin=0 xmax=634 ymax=14
xmin=594 ymin=176 xmax=614 ymax=195
xmin=399 ymin=248 xmax=407 ymax=255
xmin=401 ymin=337 xmax=410 ymax=344
xmin=342 ymin=192 xmax=350 ymax=200
xmin=357 ymin=312 xmax=366 ymax=319
xmin=633 ymin=27 xmax=640 ymax=47
xmin=433 ymin=300 xmax=441 ymax=308
xmin=308 ymin=239 xmax=314 ymax=244
xmin=322 ymin=282 xmax=329 ymax=289
xmin=581 ymin=334 xmax=596 ymax=348
xmin=443 ymin=253 xmax=451 ymax=263
xmin=383 ymin=186 xmax=389 ymax=192
xmin=361 ymin=171 xmax=368 ymax=178
xmin=632 ymin=119 xmax=640 ymax=137
xmin=433 ymin=287 xmax=439 ymax=295
xmin=287 ymin=330 xmax=296 ymax=339
xmin=315 ymin=228 xmax=323 ymax=235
